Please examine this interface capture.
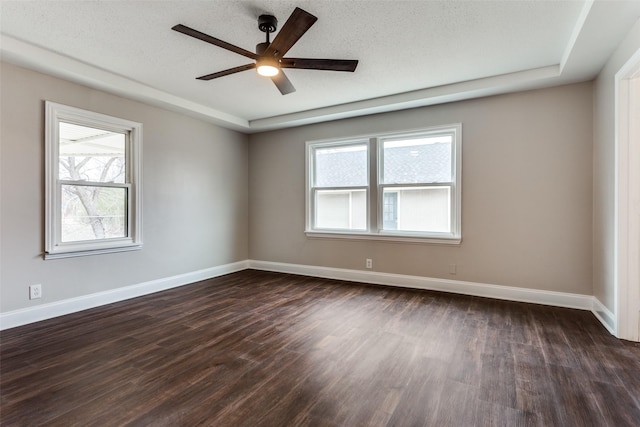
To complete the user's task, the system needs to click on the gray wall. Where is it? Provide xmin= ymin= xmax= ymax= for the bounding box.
xmin=0 ymin=62 xmax=249 ymax=313
xmin=0 ymin=60 xmax=602 ymax=315
xmin=249 ymin=82 xmax=593 ymax=295
xmin=593 ymin=19 xmax=640 ymax=311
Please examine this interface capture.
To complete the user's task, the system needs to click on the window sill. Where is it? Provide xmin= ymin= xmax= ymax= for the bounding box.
xmin=305 ymin=230 xmax=461 ymax=245
xmin=44 ymin=244 xmax=142 ymax=260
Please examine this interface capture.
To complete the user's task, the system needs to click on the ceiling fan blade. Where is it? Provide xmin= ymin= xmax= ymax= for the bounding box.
xmin=196 ymin=63 xmax=256 ymax=80
xmin=265 ymin=7 xmax=317 ymax=58
xmin=280 ymin=58 xmax=358 ymax=72
xmin=271 ymin=71 xmax=296 ymax=95
xmin=172 ymin=24 xmax=258 ymax=60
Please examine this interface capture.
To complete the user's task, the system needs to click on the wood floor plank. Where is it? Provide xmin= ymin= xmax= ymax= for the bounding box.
xmin=2 ymin=269 xmax=639 ymax=426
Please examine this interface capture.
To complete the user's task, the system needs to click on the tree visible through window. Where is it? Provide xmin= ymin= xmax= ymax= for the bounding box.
xmin=59 ymin=122 xmax=127 ymax=242
xmin=45 ymin=102 xmax=142 ymax=258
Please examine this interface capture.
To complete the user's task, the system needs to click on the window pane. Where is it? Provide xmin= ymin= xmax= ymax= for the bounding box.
xmin=61 ymin=184 xmax=127 ymax=242
xmin=316 ymin=189 xmax=366 ymax=230
xmin=382 ymin=187 xmax=450 ymax=232
xmin=59 ymin=122 xmax=126 ymax=183
xmin=383 ymin=192 xmax=398 ymax=230
xmin=382 ymin=135 xmax=452 ymax=184
xmin=314 ymin=144 xmax=367 ymax=187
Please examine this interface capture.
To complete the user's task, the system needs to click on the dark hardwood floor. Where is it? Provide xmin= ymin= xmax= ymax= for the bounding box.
xmin=1 ymin=270 xmax=639 ymax=426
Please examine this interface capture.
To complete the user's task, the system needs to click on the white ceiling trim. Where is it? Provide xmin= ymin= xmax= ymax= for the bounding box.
xmin=560 ymin=0 xmax=594 ymax=73
xmin=249 ymin=65 xmax=561 ymax=131
xmin=0 ymin=35 xmax=249 ymax=132
xmin=0 ymin=4 xmax=594 ymax=134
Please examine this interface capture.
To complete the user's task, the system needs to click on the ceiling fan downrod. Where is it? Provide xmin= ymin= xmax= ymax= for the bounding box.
xmin=255 ymin=14 xmax=280 ymax=76
xmin=257 ymin=14 xmax=278 ymax=53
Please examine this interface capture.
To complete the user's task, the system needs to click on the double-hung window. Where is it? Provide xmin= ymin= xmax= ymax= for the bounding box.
xmin=309 ymin=141 xmax=369 ymax=231
xmin=45 ymin=101 xmax=142 ymax=258
xmin=306 ymin=124 xmax=461 ymax=244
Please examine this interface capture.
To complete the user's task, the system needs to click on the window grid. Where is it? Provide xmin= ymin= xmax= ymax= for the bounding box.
xmin=309 ymin=141 xmax=369 ymax=232
xmin=45 ymin=101 xmax=143 ymax=259
xmin=377 ymin=131 xmax=456 ymax=235
xmin=306 ymin=124 xmax=461 ymax=244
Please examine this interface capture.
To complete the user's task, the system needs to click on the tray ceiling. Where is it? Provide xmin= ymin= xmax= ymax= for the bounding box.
xmin=1 ymin=1 xmax=639 ymax=132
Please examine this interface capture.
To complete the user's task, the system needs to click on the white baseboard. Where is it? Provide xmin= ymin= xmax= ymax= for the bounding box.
xmin=1 ymin=259 xmax=616 ymax=335
xmin=0 ymin=260 xmax=249 ymax=330
xmin=248 ymin=260 xmax=596 ymax=311
xmin=249 ymin=261 xmax=618 ymax=335
xmin=591 ymin=297 xmax=616 ymax=335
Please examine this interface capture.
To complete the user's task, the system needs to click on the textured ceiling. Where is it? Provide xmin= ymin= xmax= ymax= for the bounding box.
xmin=1 ymin=1 xmax=640 ymax=132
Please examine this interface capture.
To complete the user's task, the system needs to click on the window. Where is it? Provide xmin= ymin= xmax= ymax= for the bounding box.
xmin=45 ymin=102 xmax=142 ymax=258
xmin=306 ymin=124 xmax=461 ymax=244
xmin=383 ymin=192 xmax=398 ymax=230
xmin=311 ymin=143 xmax=368 ymax=231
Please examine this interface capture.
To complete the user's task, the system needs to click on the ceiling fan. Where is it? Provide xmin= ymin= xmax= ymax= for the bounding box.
xmin=172 ymin=7 xmax=358 ymax=95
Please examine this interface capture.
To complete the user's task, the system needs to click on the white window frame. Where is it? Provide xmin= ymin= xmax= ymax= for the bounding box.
xmin=307 ymin=139 xmax=370 ymax=233
xmin=305 ymin=124 xmax=462 ymax=244
xmin=45 ymin=101 xmax=143 ymax=259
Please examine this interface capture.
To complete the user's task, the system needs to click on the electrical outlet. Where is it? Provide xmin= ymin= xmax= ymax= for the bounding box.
xmin=366 ymin=258 xmax=373 ymax=269
xmin=449 ymin=264 xmax=457 ymax=275
xmin=29 ymin=284 xmax=42 ymax=300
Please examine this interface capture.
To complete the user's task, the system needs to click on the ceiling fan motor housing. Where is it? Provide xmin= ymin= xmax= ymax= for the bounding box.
xmin=256 ymin=42 xmax=269 ymax=56
xmin=258 ymin=15 xmax=277 ymax=34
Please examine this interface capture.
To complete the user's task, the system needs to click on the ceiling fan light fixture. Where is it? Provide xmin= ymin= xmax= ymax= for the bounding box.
xmin=256 ymin=57 xmax=280 ymax=77
xmin=172 ymin=7 xmax=358 ymax=95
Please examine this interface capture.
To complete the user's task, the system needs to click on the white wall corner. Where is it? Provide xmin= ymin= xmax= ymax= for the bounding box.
xmin=0 ymin=260 xmax=250 ymax=330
